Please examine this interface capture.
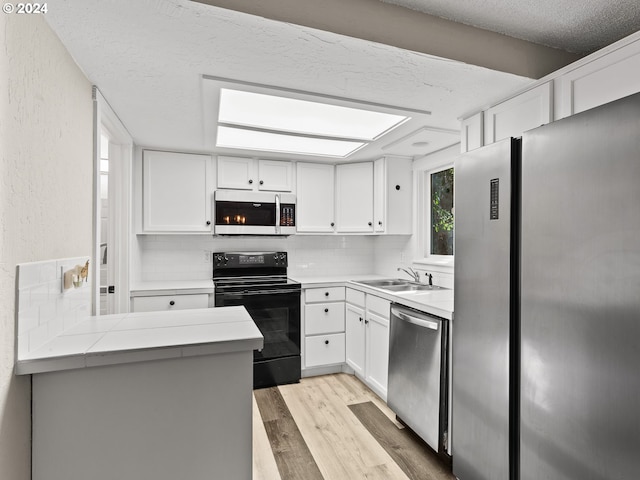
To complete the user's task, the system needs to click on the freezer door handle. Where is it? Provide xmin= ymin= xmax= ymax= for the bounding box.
xmin=395 ymin=310 xmax=439 ymax=330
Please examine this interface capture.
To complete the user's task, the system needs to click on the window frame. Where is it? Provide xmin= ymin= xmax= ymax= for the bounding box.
xmin=415 ymin=160 xmax=455 ymax=267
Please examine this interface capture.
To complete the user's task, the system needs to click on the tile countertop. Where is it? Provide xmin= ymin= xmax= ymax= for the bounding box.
xmin=15 ymin=306 xmax=263 ymax=375
xmin=290 ymin=274 xmax=454 ymax=321
xmin=129 ymin=279 xmax=214 ymax=297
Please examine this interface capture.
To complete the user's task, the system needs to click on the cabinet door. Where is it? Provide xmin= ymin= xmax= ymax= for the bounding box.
xmin=345 ymin=303 xmax=365 ymax=377
xmin=460 ymin=112 xmax=483 ymax=153
xmin=336 ymin=162 xmax=374 ymax=233
xmin=375 ymin=157 xmax=412 ymax=235
xmin=257 ymin=160 xmax=292 ymax=192
xmin=217 ymin=156 xmax=254 ymax=190
xmin=131 ymin=294 xmax=209 ymax=313
xmin=296 ymin=163 xmax=335 ymax=233
xmin=484 ymin=82 xmax=552 ymax=145
xmin=373 ymin=158 xmax=386 ymax=233
xmin=305 ymin=302 xmax=345 ymax=335
xmin=366 ymin=310 xmax=390 ymax=400
xmin=557 ymin=45 xmax=640 ymax=119
xmin=143 ymin=151 xmax=211 ymax=232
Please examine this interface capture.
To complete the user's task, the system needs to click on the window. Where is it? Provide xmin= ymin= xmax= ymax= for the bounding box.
xmin=428 ymin=167 xmax=454 ymax=257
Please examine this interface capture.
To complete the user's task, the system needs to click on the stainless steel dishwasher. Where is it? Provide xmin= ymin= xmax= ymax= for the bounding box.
xmin=387 ymin=303 xmax=448 ymax=453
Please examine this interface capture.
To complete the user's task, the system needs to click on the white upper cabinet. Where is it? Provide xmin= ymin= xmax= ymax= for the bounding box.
xmin=296 ymin=162 xmax=335 ymax=233
xmin=484 ymin=82 xmax=553 ymax=144
xmin=217 ymin=156 xmax=292 ymax=192
xmin=373 ymin=157 xmax=412 ymax=235
xmin=336 ymin=162 xmax=374 ymax=233
xmin=460 ymin=112 xmax=483 ymax=153
xmin=216 ymin=156 xmax=254 ymax=190
xmin=557 ymin=44 xmax=640 ymax=119
xmin=142 ymin=150 xmax=212 ymax=233
xmin=258 ymin=159 xmax=293 ymax=192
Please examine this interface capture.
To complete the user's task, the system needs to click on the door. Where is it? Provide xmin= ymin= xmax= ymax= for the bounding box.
xmin=217 ymin=156 xmax=254 ymax=190
xmin=453 ymin=138 xmax=516 ymax=480
xmin=345 ymin=303 xmax=365 ymax=377
xmin=520 ymin=93 xmax=640 ymax=480
xmin=93 ymin=89 xmax=132 ymax=315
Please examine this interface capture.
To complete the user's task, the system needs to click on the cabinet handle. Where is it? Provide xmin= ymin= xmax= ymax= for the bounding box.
xmin=248 ymin=179 xmax=253 ymax=184
xmin=378 ymin=221 xmax=382 ymax=226
xmin=324 ymin=308 xmax=329 ymax=313
xmin=359 ymin=317 xmax=363 ymax=322
xmin=396 ymin=185 xmax=401 ymax=190
xmin=368 ymin=222 xmax=372 ymax=226
xmin=330 ymin=222 xmax=335 ymax=227
xmin=259 ymin=180 xmax=264 ymax=185
xmin=169 ymin=300 xmax=175 ymax=306
xmin=206 ymin=221 xmax=211 ymax=226
xmin=325 ymin=292 xmax=329 ymax=297
xmin=325 ymin=340 xmax=329 ymax=345
xmin=364 ymin=319 xmax=369 ymax=324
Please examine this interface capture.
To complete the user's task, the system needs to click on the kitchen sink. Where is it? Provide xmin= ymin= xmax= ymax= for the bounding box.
xmin=355 ymin=278 xmax=412 ymax=287
xmin=354 ymin=279 xmax=446 ymax=292
xmin=383 ymin=284 xmax=444 ymax=292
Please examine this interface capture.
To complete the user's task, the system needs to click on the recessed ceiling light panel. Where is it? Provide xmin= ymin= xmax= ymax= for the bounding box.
xmin=218 ymin=89 xmax=408 ymax=141
xmin=216 ymin=126 xmax=365 ymax=157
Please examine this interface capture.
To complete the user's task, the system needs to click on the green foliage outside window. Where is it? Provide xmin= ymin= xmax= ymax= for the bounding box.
xmin=431 ymin=168 xmax=454 ymax=255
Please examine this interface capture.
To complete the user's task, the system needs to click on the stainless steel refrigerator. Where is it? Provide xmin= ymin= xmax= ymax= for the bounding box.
xmin=453 ymin=92 xmax=640 ymax=480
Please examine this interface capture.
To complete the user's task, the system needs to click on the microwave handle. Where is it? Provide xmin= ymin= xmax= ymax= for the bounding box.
xmin=275 ymin=194 xmax=281 ymax=234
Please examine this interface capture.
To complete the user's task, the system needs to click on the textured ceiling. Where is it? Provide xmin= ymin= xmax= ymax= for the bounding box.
xmin=43 ymin=0 xmax=640 ymax=160
xmin=381 ymin=0 xmax=640 ymax=54
xmin=45 ymin=0 xmax=537 ymax=160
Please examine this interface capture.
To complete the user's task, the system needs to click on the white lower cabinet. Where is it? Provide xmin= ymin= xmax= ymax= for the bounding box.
xmin=130 ymin=294 xmax=209 ymax=313
xmin=305 ymin=333 xmax=346 ymax=368
xmin=345 ymin=288 xmax=390 ymax=400
xmin=303 ymin=287 xmax=346 ymax=369
xmin=345 ymin=303 xmax=365 ymax=377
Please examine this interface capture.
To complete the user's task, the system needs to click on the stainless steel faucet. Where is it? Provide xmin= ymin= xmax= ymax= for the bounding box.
xmin=397 ymin=267 xmax=420 ymax=282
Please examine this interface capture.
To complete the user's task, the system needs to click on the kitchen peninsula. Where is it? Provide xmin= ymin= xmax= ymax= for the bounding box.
xmin=16 ymin=306 xmax=263 ymax=480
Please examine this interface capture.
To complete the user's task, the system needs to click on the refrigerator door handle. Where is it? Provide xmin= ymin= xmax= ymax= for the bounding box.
xmin=395 ymin=310 xmax=439 ymax=330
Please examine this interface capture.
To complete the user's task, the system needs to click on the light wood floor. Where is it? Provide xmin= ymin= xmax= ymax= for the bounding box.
xmin=252 ymin=373 xmax=455 ymax=480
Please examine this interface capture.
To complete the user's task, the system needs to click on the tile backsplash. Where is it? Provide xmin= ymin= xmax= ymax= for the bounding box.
xmin=136 ymin=235 xmax=379 ymax=281
xmin=16 ymin=257 xmax=91 ymax=359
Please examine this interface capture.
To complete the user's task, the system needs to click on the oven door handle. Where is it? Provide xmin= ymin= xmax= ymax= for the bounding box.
xmin=220 ymin=289 xmax=300 ymax=297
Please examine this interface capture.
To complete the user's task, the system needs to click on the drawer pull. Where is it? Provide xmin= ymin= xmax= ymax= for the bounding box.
xmin=169 ymin=300 xmax=175 ymax=306
xmin=325 ymin=292 xmax=329 ymax=297
xmin=325 ymin=340 xmax=329 ymax=345
xmin=324 ymin=308 xmax=329 ymax=313
xmin=359 ymin=317 xmax=363 ymax=322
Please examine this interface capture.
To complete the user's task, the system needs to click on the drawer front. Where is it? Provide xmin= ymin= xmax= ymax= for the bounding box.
xmin=367 ymin=295 xmax=391 ymax=319
xmin=346 ymin=288 xmax=365 ymax=308
xmin=131 ymin=294 xmax=209 ymax=313
xmin=305 ymin=286 xmax=345 ymax=303
xmin=305 ymin=333 xmax=345 ymax=368
xmin=305 ymin=303 xmax=345 ymax=335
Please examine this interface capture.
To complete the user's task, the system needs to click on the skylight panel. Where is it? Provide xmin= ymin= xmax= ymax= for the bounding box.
xmin=218 ymin=89 xmax=408 ymax=140
xmin=217 ymin=126 xmax=365 ymax=157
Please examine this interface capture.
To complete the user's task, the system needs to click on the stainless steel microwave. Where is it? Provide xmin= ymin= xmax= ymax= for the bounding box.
xmin=213 ymin=190 xmax=296 ymax=235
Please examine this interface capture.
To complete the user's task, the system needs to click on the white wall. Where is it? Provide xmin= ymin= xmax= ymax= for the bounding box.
xmin=0 ymin=15 xmax=93 ymax=480
xmin=137 ymin=234 xmax=376 ymax=280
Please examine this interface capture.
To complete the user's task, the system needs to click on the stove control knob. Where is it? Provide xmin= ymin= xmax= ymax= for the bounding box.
xmin=279 ymin=253 xmax=286 ymax=261
xmin=223 ymin=255 xmax=229 ymax=265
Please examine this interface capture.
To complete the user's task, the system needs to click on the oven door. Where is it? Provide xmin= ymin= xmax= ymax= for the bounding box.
xmin=215 ymin=287 xmax=301 ymax=388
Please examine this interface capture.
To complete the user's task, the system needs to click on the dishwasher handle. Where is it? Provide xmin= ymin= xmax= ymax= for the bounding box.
xmin=393 ymin=308 xmax=439 ymax=331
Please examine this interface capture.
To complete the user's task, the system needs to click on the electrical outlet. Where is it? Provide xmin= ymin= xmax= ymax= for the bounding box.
xmin=204 ymin=251 xmax=211 ymax=263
